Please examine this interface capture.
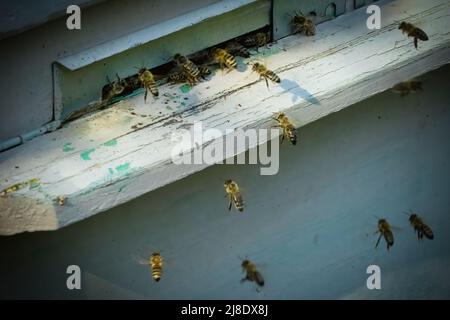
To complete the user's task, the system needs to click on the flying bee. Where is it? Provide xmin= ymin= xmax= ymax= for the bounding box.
xmin=252 ymin=62 xmax=281 ymax=89
xmin=375 ymin=218 xmax=394 ymax=251
xmin=213 ymin=48 xmax=237 ymax=71
xmin=241 ymin=259 xmax=264 ymax=287
xmin=1 ymin=178 xmax=40 ymax=197
xmin=224 ymin=179 xmax=244 ymax=212
xmin=404 ymin=211 xmax=434 ymax=240
xmin=242 ymin=31 xmax=270 ymax=50
xmin=274 ymin=113 xmax=297 ymax=145
xmin=391 ymin=80 xmax=423 ymax=96
xmin=138 ymin=68 xmax=159 ymax=102
xmin=102 ymin=74 xmax=125 ymax=101
xmin=135 ymin=252 xmax=164 ymax=282
xmin=399 ymin=22 xmax=428 ymax=49
xmin=174 ymin=53 xmax=201 ymax=87
xmin=168 ymin=67 xmax=211 ymax=83
xmin=150 ymin=252 xmax=164 ymax=282
xmin=56 ymin=195 xmax=66 ymax=206
xmin=291 ymin=11 xmax=316 ymax=36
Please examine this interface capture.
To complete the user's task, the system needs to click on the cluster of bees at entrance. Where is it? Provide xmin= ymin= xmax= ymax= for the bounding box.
xmin=100 ymin=28 xmax=279 ymax=105
xmin=123 ymin=13 xmax=433 ymax=288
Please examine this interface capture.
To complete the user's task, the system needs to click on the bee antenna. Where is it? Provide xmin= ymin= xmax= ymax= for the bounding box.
xmin=106 ymin=75 xmax=112 ymax=83
xmin=116 ymin=73 xmax=121 ymax=81
xmin=373 ymin=215 xmax=381 ymax=220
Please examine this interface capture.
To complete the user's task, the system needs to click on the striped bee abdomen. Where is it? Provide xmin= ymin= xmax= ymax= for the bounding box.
xmin=265 ymin=70 xmax=280 ymax=83
xmin=150 ymin=253 xmax=163 ymax=282
xmin=213 ymin=48 xmax=237 ymax=69
xmin=410 ymin=214 xmax=434 ymax=240
xmin=384 ymin=230 xmax=394 ymax=248
xmin=233 ymin=193 xmax=244 ymax=212
xmin=285 ymin=125 xmax=297 ymax=145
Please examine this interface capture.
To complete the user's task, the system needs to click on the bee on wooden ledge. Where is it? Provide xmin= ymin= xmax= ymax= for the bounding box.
xmin=399 ymin=21 xmax=429 ymax=49
xmin=137 ymin=68 xmax=159 ymax=102
xmin=212 ymin=48 xmax=238 ymax=72
xmin=251 ymin=62 xmax=281 ymax=89
xmin=240 ymin=31 xmax=270 ymax=51
xmin=173 ymin=53 xmax=203 ymax=87
xmin=290 ymin=10 xmax=316 ymax=37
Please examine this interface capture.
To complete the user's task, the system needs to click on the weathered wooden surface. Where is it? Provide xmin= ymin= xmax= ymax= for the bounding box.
xmin=1 ymin=0 xmax=449 ymax=235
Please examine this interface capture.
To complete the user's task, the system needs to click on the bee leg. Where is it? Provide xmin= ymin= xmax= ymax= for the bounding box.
xmin=375 ymin=233 xmax=382 ymax=248
xmin=264 ymin=77 xmax=269 ymax=90
xmin=280 ymin=134 xmax=285 ymax=144
xmin=144 ymin=88 xmax=148 ymax=103
xmin=229 ymin=197 xmax=233 ymax=211
xmin=414 ymin=37 xmax=418 ymax=49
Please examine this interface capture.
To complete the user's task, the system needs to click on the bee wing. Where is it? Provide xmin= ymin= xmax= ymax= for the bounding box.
xmin=415 ymin=27 xmax=429 ymax=41
xmin=132 ymin=254 xmax=149 ymax=266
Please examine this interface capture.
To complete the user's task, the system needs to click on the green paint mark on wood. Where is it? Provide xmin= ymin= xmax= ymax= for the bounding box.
xmin=80 ymin=148 xmax=95 ymax=160
xmin=62 ymin=142 xmax=75 ymax=152
xmin=103 ymin=139 xmax=118 ymax=147
xmin=180 ymin=84 xmax=191 ymax=93
xmin=181 ymin=102 xmax=186 ymax=106
xmin=108 ymin=168 xmax=114 ymax=175
xmin=257 ymin=47 xmax=282 ymax=58
xmin=115 ymin=163 xmax=130 ymax=172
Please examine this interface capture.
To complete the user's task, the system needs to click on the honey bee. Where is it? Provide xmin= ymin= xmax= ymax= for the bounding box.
xmin=102 ymin=74 xmax=125 ymax=101
xmin=138 ymin=68 xmax=159 ymax=102
xmin=1 ymin=178 xmax=40 ymax=197
xmin=168 ymin=67 xmax=211 ymax=83
xmin=224 ymin=179 xmax=244 ymax=212
xmin=242 ymin=31 xmax=270 ymax=49
xmin=291 ymin=11 xmax=316 ymax=36
xmin=391 ymin=80 xmax=423 ymax=96
xmin=404 ymin=211 xmax=434 ymax=240
xmin=224 ymin=41 xmax=250 ymax=58
xmin=241 ymin=259 xmax=264 ymax=287
xmin=174 ymin=53 xmax=201 ymax=86
xmin=252 ymin=62 xmax=281 ymax=89
xmin=56 ymin=195 xmax=66 ymax=206
xmin=375 ymin=218 xmax=394 ymax=251
xmin=213 ymin=48 xmax=237 ymax=71
xmin=399 ymin=22 xmax=429 ymax=49
xmin=134 ymin=252 xmax=164 ymax=282
xmin=150 ymin=252 xmax=164 ymax=282
xmin=274 ymin=113 xmax=297 ymax=145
